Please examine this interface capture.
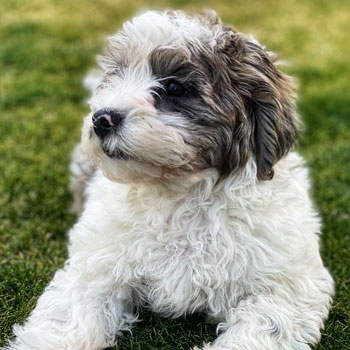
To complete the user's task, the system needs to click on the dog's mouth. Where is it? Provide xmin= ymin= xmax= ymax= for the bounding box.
xmin=103 ymin=145 xmax=133 ymax=161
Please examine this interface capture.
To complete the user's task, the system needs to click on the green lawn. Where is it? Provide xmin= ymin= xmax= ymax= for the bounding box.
xmin=0 ymin=0 xmax=349 ymax=349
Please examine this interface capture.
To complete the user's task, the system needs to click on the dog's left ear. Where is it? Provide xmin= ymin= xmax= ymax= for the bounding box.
xmin=243 ymin=39 xmax=299 ymax=180
xmin=218 ymin=32 xmax=299 ymax=180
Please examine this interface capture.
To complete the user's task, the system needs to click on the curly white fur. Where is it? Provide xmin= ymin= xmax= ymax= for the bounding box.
xmin=5 ymin=10 xmax=333 ymax=350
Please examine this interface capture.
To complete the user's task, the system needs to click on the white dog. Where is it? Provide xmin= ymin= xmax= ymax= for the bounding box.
xmin=7 ymin=10 xmax=334 ymax=350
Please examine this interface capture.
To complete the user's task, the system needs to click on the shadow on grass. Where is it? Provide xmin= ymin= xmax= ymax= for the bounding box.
xmin=114 ymin=311 xmax=217 ymax=350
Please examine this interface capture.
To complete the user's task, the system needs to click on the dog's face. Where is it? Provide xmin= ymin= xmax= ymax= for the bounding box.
xmin=81 ymin=11 xmax=298 ymax=184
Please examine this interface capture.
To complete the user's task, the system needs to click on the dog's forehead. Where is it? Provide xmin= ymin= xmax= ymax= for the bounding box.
xmin=127 ymin=11 xmax=214 ymax=45
xmin=103 ymin=11 xmax=219 ymax=70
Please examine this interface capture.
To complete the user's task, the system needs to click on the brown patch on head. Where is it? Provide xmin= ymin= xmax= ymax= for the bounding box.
xmin=149 ymin=47 xmax=192 ymax=80
xmin=148 ymin=24 xmax=298 ymax=181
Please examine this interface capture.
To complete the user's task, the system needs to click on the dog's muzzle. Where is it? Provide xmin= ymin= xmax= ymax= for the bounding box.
xmin=92 ymin=109 xmax=124 ymax=139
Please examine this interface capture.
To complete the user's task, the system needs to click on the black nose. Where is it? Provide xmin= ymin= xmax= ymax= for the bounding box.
xmin=92 ymin=109 xmax=124 ymax=138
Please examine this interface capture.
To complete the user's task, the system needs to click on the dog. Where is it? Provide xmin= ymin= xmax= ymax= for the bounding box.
xmin=6 ymin=10 xmax=334 ymax=350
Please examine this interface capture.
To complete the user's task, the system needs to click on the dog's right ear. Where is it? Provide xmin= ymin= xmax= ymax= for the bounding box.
xmin=83 ymin=69 xmax=104 ymax=95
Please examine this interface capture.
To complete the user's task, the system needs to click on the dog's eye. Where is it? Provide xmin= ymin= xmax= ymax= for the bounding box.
xmin=165 ymin=80 xmax=185 ymax=97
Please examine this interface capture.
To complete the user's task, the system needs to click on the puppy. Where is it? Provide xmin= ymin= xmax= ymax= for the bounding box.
xmin=7 ymin=10 xmax=334 ymax=350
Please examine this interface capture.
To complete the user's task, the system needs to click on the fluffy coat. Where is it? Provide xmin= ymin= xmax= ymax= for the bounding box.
xmin=6 ymin=10 xmax=333 ymax=350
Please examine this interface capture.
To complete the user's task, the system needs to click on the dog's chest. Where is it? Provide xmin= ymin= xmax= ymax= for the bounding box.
xmin=130 ymin=228 xmax=230 ymax=316
xmin=115 ymin=192 xmax=244 ymax=316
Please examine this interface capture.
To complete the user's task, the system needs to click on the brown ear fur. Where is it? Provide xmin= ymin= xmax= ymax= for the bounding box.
xmin=243 ymin=40 xmax=299 ymax=180
xmin=218 ymin=32 xmax=299 ymax=180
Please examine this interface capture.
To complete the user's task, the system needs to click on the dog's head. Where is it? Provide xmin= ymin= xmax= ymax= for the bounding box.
xmin=81 ymin=10 xmax=299 ymax=184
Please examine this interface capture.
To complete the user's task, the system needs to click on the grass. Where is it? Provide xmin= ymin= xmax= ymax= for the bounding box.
xmin=0 ymin=0 xmax=349 ymax=349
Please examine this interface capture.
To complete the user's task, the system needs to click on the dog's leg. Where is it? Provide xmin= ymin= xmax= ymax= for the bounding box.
xmin=6 ymin=257 xmax=136 ymax=350
xmin=204 ymin=274 xmax=333 ymax=350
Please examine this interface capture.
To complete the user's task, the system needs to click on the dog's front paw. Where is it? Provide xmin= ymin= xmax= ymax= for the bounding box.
xmin=5 ymin=324 xmax=66 ymax=350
